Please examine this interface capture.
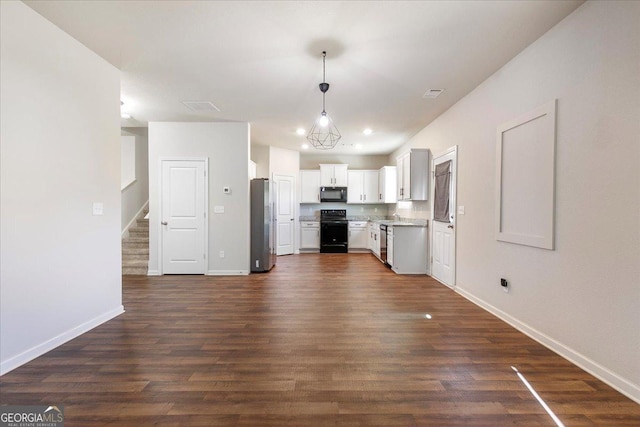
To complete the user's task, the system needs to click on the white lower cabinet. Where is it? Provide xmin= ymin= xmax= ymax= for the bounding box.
xmin=300 ymin=221 xmax=319 ymax=250
xmin=348 ymin=221 xmax=368 ymax=250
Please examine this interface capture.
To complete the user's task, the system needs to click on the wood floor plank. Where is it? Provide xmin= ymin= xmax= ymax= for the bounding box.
xmin=1 ymin=253 xmax=638 ymax=426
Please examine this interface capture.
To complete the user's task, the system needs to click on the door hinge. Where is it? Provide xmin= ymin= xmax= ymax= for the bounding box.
xmin=204 ymin=170 xmax=207 ymax=177
xmin=204 ymin=211 xmax=207 ymax=218
xmin=204 ymin=253 xmax=206 ymax=259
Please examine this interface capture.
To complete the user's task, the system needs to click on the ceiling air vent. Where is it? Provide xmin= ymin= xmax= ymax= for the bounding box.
xmin=182 ymin=101 xmax=221 ymax=112
xmin=423 ymin=89 xmax=444 ymax=99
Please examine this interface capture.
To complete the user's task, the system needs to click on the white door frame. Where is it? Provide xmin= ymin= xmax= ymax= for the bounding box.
xmin=273 ymin=173 xmax=295 ymax=256
xmin=158 ymin=157 xmax=209 ymax=275
xmin=430 ymin=146 xmax=457 ymax=287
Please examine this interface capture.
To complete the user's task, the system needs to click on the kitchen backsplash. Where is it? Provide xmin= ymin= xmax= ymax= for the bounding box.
xmin=394 ymin=200 xmax=430 ymax=220
xmin=299 ymin=201 xmax=432 ymax=221
xmin=299 ymin=203 xmax=390 ymax=220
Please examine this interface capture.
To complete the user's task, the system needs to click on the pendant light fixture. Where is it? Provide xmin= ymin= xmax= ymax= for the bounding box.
xmin=307 ymin=51 xmax=341 ymax=149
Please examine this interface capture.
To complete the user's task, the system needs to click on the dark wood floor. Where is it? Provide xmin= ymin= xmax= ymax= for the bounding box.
xmin=1 ymin=254 xmax=638 ymax=426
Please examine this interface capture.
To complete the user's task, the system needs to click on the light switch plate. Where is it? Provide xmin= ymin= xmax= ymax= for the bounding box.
xmin=214 ymin=206 xmax=224 ymax=214
xmin=92 ymin=202 xmax=104 ymax=216
xmin=457 ymin=205 xmax=465 ymax=215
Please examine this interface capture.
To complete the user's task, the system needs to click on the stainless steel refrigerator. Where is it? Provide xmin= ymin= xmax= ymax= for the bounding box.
xmin=250 ymin=178 xmax=276 ymax=272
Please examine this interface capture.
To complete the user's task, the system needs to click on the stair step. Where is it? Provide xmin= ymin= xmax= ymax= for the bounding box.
xmin=125 ymin=236 xmax=149 ymax=243
xmin=128 ymin=228 xmax=148 ymax=236
xmin=122 ymin=253 xmax=149 ymax=261
xmin=122 ymin=266 xmax=148 ymax=275
xmin=123 ymin=241 xmax=149 ymax=249
xmin=123 ymin=259 xmax=148 ymax=268
xmin=136 ymin=219 xmax=149 ymax=227
xmin=122 ymin=246 xmax=149 ymax=255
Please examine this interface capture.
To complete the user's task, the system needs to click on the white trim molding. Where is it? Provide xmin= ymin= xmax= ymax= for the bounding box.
xmin=454 ymin=286 xmax=640 ymax=404
xmin=121 ymin=200 xmax=149 ymax=238
xmin=0 ymin=306 xmax=124 ymax=376
xmin=495 ymin=100 xmax=556 ymax=250
xmin=207 ymin=270 xmax=249 ymax=276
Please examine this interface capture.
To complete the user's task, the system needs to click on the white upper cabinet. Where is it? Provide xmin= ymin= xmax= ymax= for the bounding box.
xmin=397 ymin=149 xmax=429 ymax=201
xmin=347 ymin=170 xmax=378 ymax=204
xmin=320 ymin=164 xmax=348 ymax=187
xmin=299 ymin=170 xmax=321 ymax=203
xmin=378 ymin=166 xmax=397 ymax=203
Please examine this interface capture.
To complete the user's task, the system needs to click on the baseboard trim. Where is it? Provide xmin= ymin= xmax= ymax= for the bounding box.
xmin=454 ymin=286 xmax=640 ymax=404
xmin=207 ymin=270 xmax=249 ymax=276
xmin=147 ymin=269 xmax=160 ymax=276
xmin=121 ymin=200 xmax=149 ymax=238
xmin=0 ymin=305 xmax=125 ymax=376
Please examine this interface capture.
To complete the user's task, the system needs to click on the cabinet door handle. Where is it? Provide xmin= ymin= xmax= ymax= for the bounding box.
xmin=161 ymin=221 xmax=168 ymax=225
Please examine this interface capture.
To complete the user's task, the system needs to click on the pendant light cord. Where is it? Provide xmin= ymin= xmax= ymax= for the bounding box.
xmin=322 ymin=51 xmax=326 ymax=112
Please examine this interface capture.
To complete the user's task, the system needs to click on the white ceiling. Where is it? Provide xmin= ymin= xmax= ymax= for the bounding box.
xmin=25 ymin=0 xmax=583 ymax=155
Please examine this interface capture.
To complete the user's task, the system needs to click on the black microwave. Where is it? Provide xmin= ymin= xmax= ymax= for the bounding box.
xmin=320 ymin=187 xmax=347 ymax=203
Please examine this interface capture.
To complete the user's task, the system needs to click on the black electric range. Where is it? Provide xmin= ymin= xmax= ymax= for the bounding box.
xmin=320 ymin=209 xmax=348 ymax=253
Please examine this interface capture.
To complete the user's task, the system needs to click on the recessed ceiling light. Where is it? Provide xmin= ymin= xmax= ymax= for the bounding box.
xmin=355 ymin=144 xmax=363 ymax=149
xmin=363 ymin=128 xmax=373 ymax=135
xmin=301 ymin=144 xmax=309 ymax=149
xmin=296 ymin=128 xmax=306 ymax=135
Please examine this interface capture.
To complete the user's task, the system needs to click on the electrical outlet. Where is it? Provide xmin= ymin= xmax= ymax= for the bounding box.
xmin=219 ymin=251 xmax=225 ymax=258
xmin=500 ymin=278 xmax=509 ymax=293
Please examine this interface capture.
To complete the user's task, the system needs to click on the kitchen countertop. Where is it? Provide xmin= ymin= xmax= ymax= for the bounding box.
xmin=299 ymin=216 xmax=428 ymax=227
xmin=382 ymin=221 xmax=428 ymax=228
xmin=298 ymin=215 xmax=389 ymax=221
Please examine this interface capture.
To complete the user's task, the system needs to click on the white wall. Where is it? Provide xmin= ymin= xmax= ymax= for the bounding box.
xmin=301 ymin=154 xmax=390 ymax=170
xmin=148 ymin=122 xmax=251 ymax=275
xmin=121 ymin=127 xmax=149 ymax=235
xmin=0 ymin=1 xmax=123 ymax=374
xmin=251 ymin=144 xmax=270 ymax=179
xmin=269 ymin=146 xmax=300 ymax=179
xmin=392 ymin=1 xmax=640 ymax=401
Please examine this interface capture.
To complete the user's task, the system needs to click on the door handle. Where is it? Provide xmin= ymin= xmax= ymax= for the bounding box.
xmin=447 ymin=224 xmax=454 ymax=229
xmin=161 ymin=221 xmax=168 ymax=225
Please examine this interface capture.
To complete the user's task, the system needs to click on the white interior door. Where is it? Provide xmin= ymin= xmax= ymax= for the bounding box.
xmin=431 ymin=147 xmax=457 ymax=287
xmin=274 ymin=174 xmax=295 ymax=255
xmin=161 ymin=159 xmax=207 ymax=274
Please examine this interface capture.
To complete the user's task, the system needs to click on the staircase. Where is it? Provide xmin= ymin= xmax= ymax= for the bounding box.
xmin=122 ymin=214 xmax=149 ymax=275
